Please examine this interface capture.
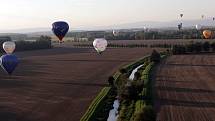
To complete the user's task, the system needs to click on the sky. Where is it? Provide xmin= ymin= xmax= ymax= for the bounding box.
xmin=0 ymin=0 xmax=214 ymax=30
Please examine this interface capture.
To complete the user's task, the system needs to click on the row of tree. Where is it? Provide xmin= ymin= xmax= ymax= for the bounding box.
xmin=73 ymin=43 xmax=148 ymax=48
xmin=172 ymin=41 xmax=215 ymax=54
xmin=115 ymin=51 xmax=161 ymax=121
xmin=0 ymin=36 xmax=52 ymax=53
xmin=66 ymin=28 xmax=215 ymax=41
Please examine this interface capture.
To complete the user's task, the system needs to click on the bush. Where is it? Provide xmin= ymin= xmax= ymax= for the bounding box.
xmin=120 ymin=82 xmax=139 ymax=100
xmin=203 ymin=42 xmax=210 ymax=52
xmin=150 ymin=50 xmax=161 ymax=63
xmin=193 ymin=42 xmax=202 ymax=53
xmin=211 ymin=42 xmax=215 ymax=52
xmin=133 ymin=105 xmax=156 ymax=121
xmin=186 ymin=43 xmax=194 ymax=53
xmin=134 ymin=71 xmax=141 ymax=80
xmin=108 ymin=76 xmax=114 ymax=86
xmin=117 ymin=100 xmax=135 ymax=121
xmin=15 ymin=36 xmax=52 ymax=51
xmin=172 ymin=45 xmax=186 ymax=54
xmin=120 ymin=68 xmax=127 ymax=74
xmin=132 ymin=80 xmax=144 ymax=94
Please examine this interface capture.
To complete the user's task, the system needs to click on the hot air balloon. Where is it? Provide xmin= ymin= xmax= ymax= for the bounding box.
xmin=178 ymin=23 xmax=182 ymax=30
xmin=144 ymin=26 xmax=149 ymax=32
xmin=203 ymin=30 xmax=212 ymax=39
xmin=93 ymin=38 xmax=108 ymax=54
xmin=0 ymin=54 xmax=18 ymax=75
xmin=196 ymin=24 xmax=202 ymax=30
xmin=3 ymin=41 xmax=16 ymax=54
xmin=201 ymin=15 xmax=205 ymax=19
xmin=180 ymin=14 xmax=183 ymax=18
xmin=52 ymin=21 xmax=69 ymax=43
xmin=113 ymin=30 xmax=119 ymax=36
xmin=213 ymin=17 xmax=215 ymax=21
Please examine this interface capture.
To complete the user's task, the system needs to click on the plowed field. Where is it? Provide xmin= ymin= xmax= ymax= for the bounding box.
xmin=155 ymin=54 xmax=215 ymax=121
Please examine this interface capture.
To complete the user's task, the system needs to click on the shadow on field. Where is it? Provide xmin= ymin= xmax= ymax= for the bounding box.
xmin=156 ymin=79 xmax=193 ymax=83
xmin=44 ymin=81 xmax=108 ymax=87
xmin=0 ymin=59 xmax=48 ymax=88
xmin=0 ymin=79 xmax=30 ymax=89
xmin=16 ymin=48 xmax=92 ymax=58
xmin=10 ymin=59 xmax=49 ymax=77
xmin=156 ymin=75 xmax=176 ymax=79
xmin=159 ymin=99 xmax=215 ymax=108
xmin=166 ymin=63 xmax=215 ymax=67
xmin=54 ymin=59 xmax=132 ymax=63
xmin=0 ymin=107 xmax=31 ymax=121
xmin=156 ymin=86 xmax=214 ymax=93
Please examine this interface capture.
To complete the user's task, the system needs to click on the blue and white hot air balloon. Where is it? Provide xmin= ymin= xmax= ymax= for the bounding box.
xmin=0 ymin=54 xmax=18 ymax=75
xmin=52 ymin=21 xmax=69 ymax=43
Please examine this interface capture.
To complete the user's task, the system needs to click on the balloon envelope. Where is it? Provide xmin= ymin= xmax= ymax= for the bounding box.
xmin=0 ymin=54 xmax=18 ymax=75
xmin=52 ymin=21 xmax=69 ymax=42
xmin=178 ymin=23 xmax=182 ymax=30
xmin=113 ymin=30 xmax=119 ymax=36
xmin=3 ymin=41 xmax=16 ymax=54
xmin=203 ymin=30 xmax=212 ymax=39
xmin=144 ymin=27 xmax=149 ymax=32
xmin=93 ymin=38 xmax=108 ymax=54
xmin=195 ymin=24 xmax=202 ymax=30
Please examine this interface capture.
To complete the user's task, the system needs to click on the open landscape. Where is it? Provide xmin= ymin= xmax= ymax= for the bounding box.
xmin=0 ymin=44 xmax=158 ymax=121
xmin=0 ymin=38 xmax=215 ymax=121
xmin=1 ymin=0 xmax=215 ymax=120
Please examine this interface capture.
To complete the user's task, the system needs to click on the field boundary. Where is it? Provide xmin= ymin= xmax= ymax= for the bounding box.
xmin=117 ymin=54 xmax=167 ymax=121
xmin=80 ymin=87 xmax=111 ymax=121
xmin=80 ymin=55 xmax=151 ymax=121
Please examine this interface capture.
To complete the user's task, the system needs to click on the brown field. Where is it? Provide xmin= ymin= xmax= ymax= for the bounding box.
xmin=155 ymin=54 xmax=215 ymax=121
xmin=0 ymin=45 xmax=158 ymax=121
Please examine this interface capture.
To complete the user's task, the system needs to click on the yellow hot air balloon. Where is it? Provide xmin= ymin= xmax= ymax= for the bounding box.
xmin=203 ymin=30 xmax=212 ymax=39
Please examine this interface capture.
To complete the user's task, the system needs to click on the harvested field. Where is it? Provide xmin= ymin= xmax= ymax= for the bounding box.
xmin=0 ymin=45 xmax=158 ymax=121
xmin=155 ymin=54 xmax=215 ymax=121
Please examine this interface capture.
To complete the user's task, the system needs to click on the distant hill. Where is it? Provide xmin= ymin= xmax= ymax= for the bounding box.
xmin=0 ymin=18 xmax=214 ymax=35
xmin=0 ymin=33 xmax=27 ymax=40
xmin=79 ymin=18 xmax=215 ymax=30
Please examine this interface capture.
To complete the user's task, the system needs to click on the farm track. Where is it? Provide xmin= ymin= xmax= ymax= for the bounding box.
xmin=0 ymin=45 xmax=159 ymax=121
xmin=155 ymin=54 xmax=215 ymax=121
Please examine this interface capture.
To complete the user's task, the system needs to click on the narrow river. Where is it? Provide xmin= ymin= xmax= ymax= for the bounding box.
xmin=107 ymin=64 xmax=143 ymax=121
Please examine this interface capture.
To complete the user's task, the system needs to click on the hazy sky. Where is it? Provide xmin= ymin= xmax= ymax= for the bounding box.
xmin=0 ymin=0 xmax=214 ymax=30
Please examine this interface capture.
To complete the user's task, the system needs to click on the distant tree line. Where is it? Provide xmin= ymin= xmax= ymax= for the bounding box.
xmin=66 ymin=28 xmax=215 ymax=41
xmin=16 ymin=36 xmax=52 ymax=51
xmin=172 ymin=41 xmax=215 ymax=54
xmin=73 ymin=43 xmax=148 ymax=48
xmin=0 ymin=36 xmax=52 ymax=53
